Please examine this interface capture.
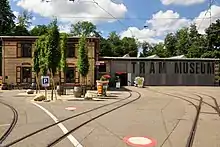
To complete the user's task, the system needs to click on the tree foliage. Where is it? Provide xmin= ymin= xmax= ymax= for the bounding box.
xmin=0 ymin=0 xmax=15 ymax=35
xmin=59 ymin=33 xmax=68 ymax=72
xmin=30 ymin=25 xmax=48 ymax=36
xmin=17 ymin=10 xmax=32 ymax=28
xmin=77 ymin=35 xmax=90 ymax=78
xmin=47 ymin=19 xmax=61 ymax=76
xmin=70 ymin=21 xmax=99 ymax=37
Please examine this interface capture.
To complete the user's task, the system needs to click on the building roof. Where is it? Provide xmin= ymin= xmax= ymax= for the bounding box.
xmin=168 ymin=55 xmax=186 ymax=59
xmin=145 ymin=54 xmax=160 ymax=58
xmin=123 ymin=54 xmax=130 ymax=57
xmin=0 ymin=36 xmax=99 ymax=40
xmin=99 ymin=56 xmax=220 ymax=61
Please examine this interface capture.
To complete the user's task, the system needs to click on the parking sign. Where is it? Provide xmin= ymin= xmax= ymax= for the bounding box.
xmin=41 ymin=76 xmax=50 ymax=87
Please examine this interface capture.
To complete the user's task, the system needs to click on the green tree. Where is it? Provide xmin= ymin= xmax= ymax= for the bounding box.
xmin=47 ymin=19 xmax=61 ymax=100
xmin=164 ymin=33 xmax=177 ymax=57
xmin=121 ymin=37 xmax=138 ymax=57
xmin=17 ymin=10 xmax=32 ymax=28
xmin=59 ymin=33 xmax=68 ymax=86
xmin=205 ymin=19 xmax=220 ymax=53
xmin=175 ymin=27 xmax=189 ymax=55
xmin=107 ymin=31 xmax=122 ymax=56
xmin=187 ymin=24 xmax=206 ymax=58
xmin=140 ymin=41 xmax=153 ymax=57
xmin=70 ymin=21 xmax=100 ymax=37
xmin=13 ymin=10 xmax=32 ymax=36
xmin=13 ymin=25 xmax=30 ymax=36
xmin=152 ymin=43 xmax=166 ymax=57
xmin=30 ymin=25 xmax=48 ymax=36
xmin=99 ymin=37 xmax=113 ymax=56
xmin=38 ymin=35 xmax=49 ymax=76
xmin=0 ymin=0 xmax=15 ymax=35
xmin=77 ymin=35 xmax=90 ymax=95
xmin=34 ymin=36 xmax=45 ymax=93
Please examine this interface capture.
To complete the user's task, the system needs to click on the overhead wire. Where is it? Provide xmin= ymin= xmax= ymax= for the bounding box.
xmin=197 ymin=0 xmax=215 ymax=31
xmin=26 ymin=15 xmax=220 ymax=21
xmin=91 ymin=0 xmax=134 ymax=37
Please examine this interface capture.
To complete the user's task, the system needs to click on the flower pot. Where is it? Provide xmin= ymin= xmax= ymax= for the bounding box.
xmin=74 ymin=86 xmax=82 ymax=98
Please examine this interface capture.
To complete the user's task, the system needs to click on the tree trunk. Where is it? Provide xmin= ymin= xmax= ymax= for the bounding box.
xmin=50 ymin=74 xmax=54 ymax=100
xmin=58 ymin=71 xmax=61 ymax=95
xmin=50 ymin=73 xmax=57 ymax=100
xmin=35 ymin=73 xmax=40 ymax=93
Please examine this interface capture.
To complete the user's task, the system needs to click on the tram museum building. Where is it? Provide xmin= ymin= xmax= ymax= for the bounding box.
xmin=0 ymin=36 xmax=220 ymax=87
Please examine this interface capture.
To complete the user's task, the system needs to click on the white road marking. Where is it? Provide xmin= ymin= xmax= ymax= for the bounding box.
xmin=128 ymin=137 xmax=152 ymax=145
xmin=32 ymin=102 xmax=83 ymax=147
xmin=0 ymin=124 xmax=11 ymax=127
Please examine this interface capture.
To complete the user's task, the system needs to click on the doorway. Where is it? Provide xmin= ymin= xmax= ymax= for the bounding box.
xmin=115 ymin=72 xmax=127 ymax=86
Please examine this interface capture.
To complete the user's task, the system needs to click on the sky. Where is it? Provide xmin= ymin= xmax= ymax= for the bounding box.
xmin=9 ymin=0 xmax=220 ymax=43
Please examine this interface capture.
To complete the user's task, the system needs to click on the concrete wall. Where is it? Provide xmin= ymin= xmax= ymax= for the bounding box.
xmin=108 ymin=60 xmax=218 ymax=86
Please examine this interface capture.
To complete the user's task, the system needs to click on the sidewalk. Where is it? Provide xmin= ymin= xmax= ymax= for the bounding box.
xmin=17 ymin=89 xmax=122 ymax=101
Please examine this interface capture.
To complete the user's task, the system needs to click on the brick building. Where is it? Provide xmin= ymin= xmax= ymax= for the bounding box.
xmin=0 ymin=36 xmax=99 ymax=87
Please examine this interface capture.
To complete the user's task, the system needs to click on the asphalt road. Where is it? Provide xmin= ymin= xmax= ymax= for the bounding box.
xmin=0 ymin=87 xmax=219 ymax=147
xmin=0 ymin=90 xmax=73 ymax=147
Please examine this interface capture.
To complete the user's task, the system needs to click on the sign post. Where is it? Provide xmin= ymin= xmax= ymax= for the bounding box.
xmin=41 ymin=76 xmax=50 ymax=100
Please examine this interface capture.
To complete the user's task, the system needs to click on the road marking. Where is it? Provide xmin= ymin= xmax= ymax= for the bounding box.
xmin=32 ymin=102 xmax=83 ymax=147
xmin=0 ymin=124 xmax=11 ymax=127
xmin=65 ymin=107 xmax=77 ymax=111
xmin=123 ymin=136 xmax=156 ymax=147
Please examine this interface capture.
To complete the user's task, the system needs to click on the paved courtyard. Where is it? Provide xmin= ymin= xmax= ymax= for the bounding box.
xmin=0 ymin=87 xmax=219 ymax=147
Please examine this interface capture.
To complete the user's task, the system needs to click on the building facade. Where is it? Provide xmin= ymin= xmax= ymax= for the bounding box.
xmin=1 ymin=36 xmax=99 ymax=87
xmin=98 ymin=57 xmax=220 ymax=86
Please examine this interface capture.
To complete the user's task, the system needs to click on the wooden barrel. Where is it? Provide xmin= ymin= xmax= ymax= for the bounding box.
xmin=74 ymin=86 xmax=82 ymax=97
xmin=97 ymin=82 xmax=103 ymax=95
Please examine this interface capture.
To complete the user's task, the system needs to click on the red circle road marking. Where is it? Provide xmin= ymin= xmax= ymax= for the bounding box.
xmin=65 ymin=107 xmax=77 ymax=111
xmin=123 ymin=136 xmax=156 ymax=147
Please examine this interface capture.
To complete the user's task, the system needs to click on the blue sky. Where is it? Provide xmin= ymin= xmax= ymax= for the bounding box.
xmin=9 ymin=0 xmax=220 ymax=43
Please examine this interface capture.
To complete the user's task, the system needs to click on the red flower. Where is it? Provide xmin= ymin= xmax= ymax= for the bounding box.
xmin=103 ymin=74 xmax=111 ymax=79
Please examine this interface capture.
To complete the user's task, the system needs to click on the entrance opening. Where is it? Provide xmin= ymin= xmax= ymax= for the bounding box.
xmin=21 ymin=67 xmax=32 ymax=83
xmin=115 ymin=72 xmax=127 ymax=86
xmin=66 ymin=67 xmax=75 ymax=83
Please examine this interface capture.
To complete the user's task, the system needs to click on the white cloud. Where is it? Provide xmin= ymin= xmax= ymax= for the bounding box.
xmin=121 ymin=5 xmax=220 ymax=43
xmin=32 ymin=16 xmax=36 ymax=21
xmin=58 ymin=23 xmax=71 ymax=33
xmin=28 ymin=25 xmax=35 ymax=31
xmin=13 ymin=11 xmax=19 ymax=18
xmin=16 ymin=0 xmax=127 ymax=24
xmin=13 ymin=11 xmax=19 ymax=23
xmin=193 ymin=5 xmax=220 ymax=34
xmin=161 ymin=0 xmax=205 ymax=5
xmin=120 ymin=10 xmax=190 ymax=43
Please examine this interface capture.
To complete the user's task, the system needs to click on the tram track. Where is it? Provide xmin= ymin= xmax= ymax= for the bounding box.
xmin=196 ymin=93 xmax=220 ymax=116
xmin=46 ymin=91 xmax=141 ymax=147
xmin=2 ymin=90 xmax=140 ymax=147
xmin=0 ymin=100 xmax=18 ymax=145
xmin=146 ymin=87 xmax=220 ymax=147
xmin=145 ymin=88 xmax=203 ymax=147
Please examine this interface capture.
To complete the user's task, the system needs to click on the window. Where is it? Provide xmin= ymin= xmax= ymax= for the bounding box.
xmin=21 ymin=67 xmax=32 ymax=83
xmin=67 ymin=43 xmax=75 ymax=57
xmin=21 ymin=43 xmax=32 ymax=57
xmin=66 ymin=67 xmax=75 ymax=83
xmin=99 ymin=64 xmax=106 ymax=72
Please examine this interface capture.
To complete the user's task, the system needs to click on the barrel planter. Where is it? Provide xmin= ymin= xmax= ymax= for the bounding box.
xmin=74 ymin=86 xmax=82 ymax=98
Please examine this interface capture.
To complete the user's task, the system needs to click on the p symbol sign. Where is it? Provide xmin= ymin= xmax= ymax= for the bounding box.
xmin=41 ymin=76 xmax=50 ymax=87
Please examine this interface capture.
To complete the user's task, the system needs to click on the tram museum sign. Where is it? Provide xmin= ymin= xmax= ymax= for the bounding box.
xmin=131 ymin=61 xmax=215 ymax=74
